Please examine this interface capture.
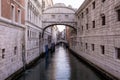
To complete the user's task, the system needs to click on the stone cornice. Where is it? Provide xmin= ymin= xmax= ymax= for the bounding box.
xmin=13 ymin=0 xmax=24 ymax=9
xmin=26 ymin=20 xmax=43 ymax=30
xmin=0 ymin=17 xmax=25 ymax=29
xmin=44 ymin=6 xmax=76 ymax=12
xmin=75 ymin=0 xmax=92 ymax=15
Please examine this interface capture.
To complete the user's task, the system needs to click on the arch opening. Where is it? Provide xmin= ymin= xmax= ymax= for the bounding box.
xmin=42 ymin=24 xmax=76 ymax=38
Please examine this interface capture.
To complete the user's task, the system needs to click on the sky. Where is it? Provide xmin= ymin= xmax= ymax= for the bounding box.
xmin=53 ymin=0 xmax=85 ymax=8
xmin=57 ymin=25 xmax=65 ymax=32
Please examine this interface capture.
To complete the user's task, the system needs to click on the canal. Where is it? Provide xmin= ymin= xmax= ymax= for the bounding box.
xmin=17 ymin=46 xmax=106 ymax=80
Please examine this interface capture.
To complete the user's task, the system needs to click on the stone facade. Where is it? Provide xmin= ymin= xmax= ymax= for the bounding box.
xmin=42 ymin=0 xmax=53 ymax=52
xmin=51 ymin=26 xmax=58 ymax=44
xmin=0 ymin=0 xmax=25 ymax=80
xmin=42 ymin=3 xmax=76 ymax=29
xmin=2 ymin=0 xmax=120 ymax=79
xmin=25 ymin=0 xmax=43 ymax=64
xmin=70 ymin=0 xmax=120 ymax=79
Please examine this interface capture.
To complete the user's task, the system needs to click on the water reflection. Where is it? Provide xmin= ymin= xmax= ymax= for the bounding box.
xmin=17 ymin=46 xmax=105 ymax=80
xmin=51 ymin=47 xmax=71 ymax=80
xmin=68 ymin=50 xmax=104 ymax=80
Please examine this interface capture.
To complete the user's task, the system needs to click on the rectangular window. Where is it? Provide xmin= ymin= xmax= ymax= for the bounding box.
xmin=101 ymin=45 xmax=105 ymax=54
xmin=102 ymin=0 xmax=105 ymax=2
xmin=82 ymin=13 xmax=84 ymax=18
xmin=14 ymin=46 xmax=17 ymax=55
xmin=92 ymin=21 xmax=95 ymax=28
xmin=28 ymin=29 xmax=29 ymax=38
xmin=86 ymin=24 xmax=88 ymax=30
xmin=86 ymin=8 xmax=89 ymax=14
xmin=86 ymin=43 xmax=88 ymax=49
xmin=102 ymin=15 xmax=106 ymax=25
xmin=82 ymin=26 xmax=83 ymax=31
xmin=18 ymin=9 xmax=21 ymax=23
xmin=65 ymin=15 xmax=69 ymax=18
xmin=92 ymin=44 xmax=95 ymax=51
xmin=117 ymin=10 xmax=120 ymax=21
xmin=11 ymin=5 xmax=15 ymax=21
xmin=92 ymin=1 xmax=95 ymax=9
xmin=2 ymin=49 xmax=5 ymax=59
xmin=115 ymin=48 xmax=120 ymax=59
xmin=51 ymin=15 xmax=55 ymax=18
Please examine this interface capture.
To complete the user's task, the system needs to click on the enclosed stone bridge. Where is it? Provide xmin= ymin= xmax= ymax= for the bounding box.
xmin=42 ymin=3 xmax=77 ymax=36
xmin=56 ymin=39 xmax=68 ymax=47
xmin=57 ymin=40 xmax=68 ymax=44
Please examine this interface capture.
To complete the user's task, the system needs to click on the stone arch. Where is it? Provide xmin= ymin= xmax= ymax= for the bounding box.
xmin=42 ymin=24 xmax=76 ymax=37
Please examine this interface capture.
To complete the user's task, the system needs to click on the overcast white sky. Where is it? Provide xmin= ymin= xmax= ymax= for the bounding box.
xmin=53 ymin=0 xmax=85 ymax=8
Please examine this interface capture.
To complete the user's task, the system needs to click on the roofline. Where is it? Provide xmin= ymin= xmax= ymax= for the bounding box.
xmin=75 ymin=0 xmax=92 ymax=15
xmin=43 ymin=6 xmax=76 ymax=12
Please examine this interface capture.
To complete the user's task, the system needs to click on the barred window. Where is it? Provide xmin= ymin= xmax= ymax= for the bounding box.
xmin=92 ymin=1 xmax=95 ymax=9
xmin=102 ymin=15 xmax=106 ymax=25
xmin=92 ymin=21 xmax=95 ymax=28
xmin=101 ymin=45 xmax=105 ymax=54
xmin=115 ymin=48 xmax=120 ymax=59
xmin=117 ymin=10 xmax=120 ymax=21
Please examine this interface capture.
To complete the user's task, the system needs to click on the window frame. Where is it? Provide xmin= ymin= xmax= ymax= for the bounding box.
xmin=92 ymin=1 xmax=95 ymax=9
xmin=81 ymin=25 xmax=84 ymax=31
xmin=86 ymin=23 xmax=88 ymax=30
xmin=101 ymin=15 xmax=106 ymax=25
xmin=92 ymin=44 xmax=95 ymax=51
xmin=2 ymin=49 xmax=5 ymax=59
xmin=81 ymin=12 xmax=84 ymax=18
xmin=18 ymin=9 xmax=21 ymax=24
xmin=65 ymin=14 xmax=69 ymax=18
xmin=11 ymin=4 xmax=15 ymax=22
xmin=115 ymin=47 xmax=120 ymax=59
xmin=86 ymin=8 xmax=89 ymax=14
xmin=117 ymin=10 xmax=120 ymax=21
xmin=102 ymin=0 xmax=105 ymax=3
xmin=51 ymin=15 xmax=55 ymax=18
xmin=101 ymin=45 xmax=105 ymax=54
xmin=92 ymin=20 xmax=95 ymax=28
xmin=86 ymin=43 xmax=88 ymax=49
xmin=14 ymin=46 xmax=17 ymax=55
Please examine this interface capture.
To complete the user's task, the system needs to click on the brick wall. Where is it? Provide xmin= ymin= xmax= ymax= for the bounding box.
xmin=1 ymin=0 xmax=25 ymax=24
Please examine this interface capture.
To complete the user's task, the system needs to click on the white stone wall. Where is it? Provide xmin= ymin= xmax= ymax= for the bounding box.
xmin=26 ymin=25 xmax=42 ymax=64
xmin=52 ymin=26 xmax=58 ymax=44
xmin=71 ymin=0 xmax=120 ymax=79
xmin=0 ymin=21 xmax=25 ymax=80
xmin=42 ymin=4 xmax=76 ymax=28
xmin=25 ymin=0 xmax=43 ymax=64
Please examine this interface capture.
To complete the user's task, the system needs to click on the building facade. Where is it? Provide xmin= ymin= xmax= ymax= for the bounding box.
xmin=70 ymin=0 xmax=120 ymax=79
xmin=0 ymin=0 xmax=25 ymax=80
xmin=25 ymin=0 xmax=43 ymax=64
xmin=0 ymin=0 xmax=54 ymax=79
xmin=52 ymin=26 xmax=58 ymax=44
xmin=42 ymin=0 xmax=53 ymax=52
